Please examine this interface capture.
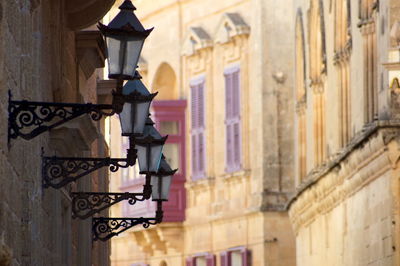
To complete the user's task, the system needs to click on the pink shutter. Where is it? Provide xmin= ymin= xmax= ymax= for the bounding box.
xmin=232 ymin=70 xmax=240 ymax=118
xmin=220 ymin=251 xmax=230 ymax=266
xmin=241 ymin=248 xmax=251 ymax=266
xmin=198 ymin=82 xmax=205 ymax=174
xmin=225 ymin=73 xmax=233 ymax=170
xmin=231 ymin=69 xmax=241 ymax=170
xmin=233 ymin=123 xmax=240 ymax=167
xmin=191 ymin=85 xmax=198 ymax=179
xmin=192 ymin=134 xmax=197 ymax=178
xmin=191 ymin=79 xmax=206 ymax=179
xmin=198 ymin=132 xmax=204 ymax=174
xmin=191 ymin=85 xmax=198 ymax=129
xmin=198 ymin=82 xmax=205 ymax=128
xmin=206 ymin=254 xmax=216 ymax=266
xmin=186 ymin=257 xmax=193 ymax=266
xmin=225 ymin=73 xmax=233 ymax=119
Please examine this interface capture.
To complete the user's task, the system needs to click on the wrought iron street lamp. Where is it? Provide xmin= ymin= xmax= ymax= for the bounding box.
xmin=136 ymin=118 xmax=168 ymax=174
xmin=119 ymin=72 xmax=157 ymax=137
xmin=151 ymin=156 xmax=177 ymax=201
xmin=98 ymin=0 xmax=153 ymax=81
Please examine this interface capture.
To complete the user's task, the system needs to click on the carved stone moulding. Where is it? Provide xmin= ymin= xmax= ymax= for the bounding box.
xmin=66 ymin=0 xmax=116 ymax=30
xmin=182 ymin=27 xmax=213 ymax=57
xmin=76 ymin=31 xmax=106 ymax=79
xmin=132 ymin=222 xmax=184 ymax=255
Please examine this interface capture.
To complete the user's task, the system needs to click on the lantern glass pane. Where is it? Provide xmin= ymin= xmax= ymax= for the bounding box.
xmin=106 ymin=35 xmax=125 ymax=76
xmin=151 ymin=175 xmax=172 ymax=201
xmin=149 ymin=144 xmax=163 ymax=172
xmin=150 ymin=176 xmax=160 ymax=200
xmin=118 ymin=102 xmax=132 ymax=135
xmin=136 ymin=144 xmax=148 ymax=172
xmin=123 ymin=38 xmax=145 ymax=77
xmin=161 ymin=175 xmax=172 ymax=200
xmin=133 ymin=101 xmax=151 ymax=134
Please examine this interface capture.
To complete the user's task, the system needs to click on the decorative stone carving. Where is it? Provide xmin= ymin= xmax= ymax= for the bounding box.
xmin=49 ymin=115 xmax=99 ymax=154
xmin=390 ymin=21 xmax=400 ymax=47
xmin=287 ymin=126 xmax=400 ymax=234
xmin=66 ymin=0 xmax=115 ymax=30
xmin=214 ymin=13 xmax=250 ymax=44
xmin=76 ymin=31 xmax=106 ymax=79
xmin=390 ymin=78 xmax=400 ymax=119
xmin=132 ymin=223 xmax=184 ymax=255
xmin=182 ymin=27 xmax=213 ymax=56
xmin=97 ymin=79 xmax=117 ymax=105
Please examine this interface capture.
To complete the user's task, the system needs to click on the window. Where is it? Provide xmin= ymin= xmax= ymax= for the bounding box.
xmin=224 ymin=66 xmax=241 ymax=172
xmin=186 ymin=253 xmax=215 ymax=266
xmin=220 ymin=247 xmax=251 ymax=266
xmin=190 ymin=77 xmax=206 ymax=180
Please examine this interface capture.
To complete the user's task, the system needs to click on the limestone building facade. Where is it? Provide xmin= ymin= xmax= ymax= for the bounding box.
xmin=0 ymin=0 xmax=116 ymax=265
xmin=289 ymin=0 xmax=400 ymax=265
xmin=109 ymin=0 xmax=296 ymax=265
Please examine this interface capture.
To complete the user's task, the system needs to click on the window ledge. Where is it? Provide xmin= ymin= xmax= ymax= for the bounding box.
xmin=186 ymin=176 xmax=215 ymax=190
xmin=221 ymin=169 xmax=250 ymax=181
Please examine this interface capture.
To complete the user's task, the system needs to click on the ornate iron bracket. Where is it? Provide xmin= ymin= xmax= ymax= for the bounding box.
xmin=8 ymin=91 xmax=116 ymax=141
xmin=42 ymin=154 xmax=136 ymax=189
xmin=92 ymin=201 xmax=163 ymax=241
xmin=71 ymin=192 xmax=150 ymax=219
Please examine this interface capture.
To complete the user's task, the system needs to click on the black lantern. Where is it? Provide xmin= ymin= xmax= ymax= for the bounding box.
xmin=98 ymin=0 xmax=153 ymax=80
xmin=151 ymin=156 xmax=177 ymax=201
xmin=136 ymin=118 xmax=167 ymax=174
xmin=119 ymin=72 xmax=157 ymax=136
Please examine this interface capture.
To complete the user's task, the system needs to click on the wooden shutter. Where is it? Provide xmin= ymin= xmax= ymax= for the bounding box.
xmin=206 ymin=253 xmax=216 ymax=266
xmin=186 ymin=257 xmax=195 ymax=266
xmin=191 ymin=78 xmax=206 ymax=180
xmin=225 ymin=67 xmax=241 ymax=172
xmin=198 ymin=82 xmax=205 ymax=175
xmin=220 ymin=251 xmax=230 ymax=266
xmin=240 ymin=247 xmax=251 ymax=266
xmin=191 ymin=85 xmax=198 ymax=179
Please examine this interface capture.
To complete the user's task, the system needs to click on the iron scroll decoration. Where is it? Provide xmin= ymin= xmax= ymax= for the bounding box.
xmin=42 ymin=155 xmax=135 ymax=189
xmin=71 ymin=191 xmax=151 ymax=219
xmin=92 ymin=201 xmax=164 ymax=241
xmin=8 ymin=91 xmax=116 ymax=141
xmin=92 ymin=217 xmax=159 ymax=241
xmin=71 ymin=174 xmax=152 ymax=219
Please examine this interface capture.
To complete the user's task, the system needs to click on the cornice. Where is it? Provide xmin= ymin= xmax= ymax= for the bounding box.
xmin=287 ymin=121 xmax=400 ymax=234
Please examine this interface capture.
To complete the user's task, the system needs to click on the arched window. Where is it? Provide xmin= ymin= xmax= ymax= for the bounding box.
xmin=152 ymin=62 xmax=178 ymax=100
xmin=359 ymin=0 xmax=378 ymax=123
xmin=309 ymin=0 xmax=327 ymax=166
xmin=295 ymin=10 xmax=307 ymax=181
xmin=334 ymin=0 xmax=352 ymax=147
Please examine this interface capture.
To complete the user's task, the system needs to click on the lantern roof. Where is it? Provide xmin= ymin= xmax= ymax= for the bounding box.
xmin=98 ymin=0 xmax=153 ymax=36
xmin=156 ymin=156 xmax=178 ymax=176
xmin=122 ymin=73 xmax=150 ymax=96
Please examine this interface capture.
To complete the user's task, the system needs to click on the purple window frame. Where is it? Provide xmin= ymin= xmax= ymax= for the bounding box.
xmin=220 ymin=246 xmax=251 ymax=266
xmin=186 ymin=252 xmax=216 ymax=266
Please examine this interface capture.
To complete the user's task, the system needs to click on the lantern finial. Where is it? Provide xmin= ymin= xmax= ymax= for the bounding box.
xmin=119 ymin=0 xmax=136 ymax=11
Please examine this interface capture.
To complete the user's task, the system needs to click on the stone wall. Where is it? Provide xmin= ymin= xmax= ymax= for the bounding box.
xmin=0 ymin=0 xmax=113 ymax=265
xmin=289 ymin=0 xmax=400 ymax=265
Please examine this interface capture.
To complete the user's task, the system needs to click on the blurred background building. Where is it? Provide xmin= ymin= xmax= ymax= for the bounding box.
xmin=289 ymin=0 xmax=400 ymax=265
xmin=108 ymin=0 xmax=296 ymax=265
